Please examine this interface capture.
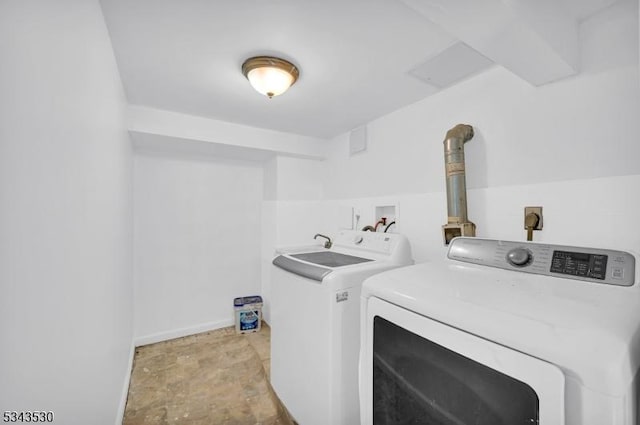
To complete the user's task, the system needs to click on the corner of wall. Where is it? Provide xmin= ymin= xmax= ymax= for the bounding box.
xmin=115 ymin=341 xmax=136 ymax=425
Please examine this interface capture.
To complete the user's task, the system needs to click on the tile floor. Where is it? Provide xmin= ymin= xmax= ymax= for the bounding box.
xmin=123 ymin=323 xmax=294 ymax=425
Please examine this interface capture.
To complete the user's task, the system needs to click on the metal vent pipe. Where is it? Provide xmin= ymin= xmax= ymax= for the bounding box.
xmin=442 ymin=124 xmax=476 ymax=244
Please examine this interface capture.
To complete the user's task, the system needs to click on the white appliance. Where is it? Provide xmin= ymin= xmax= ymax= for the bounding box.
xmin=271 ymin=230 xmax=413 ymax=425
xmin=360 ymin=237 xmax=639 ymax=425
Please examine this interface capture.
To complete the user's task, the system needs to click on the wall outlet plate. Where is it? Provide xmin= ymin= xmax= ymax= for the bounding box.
xmin=524 ymin=206 xmax=543 ymax=230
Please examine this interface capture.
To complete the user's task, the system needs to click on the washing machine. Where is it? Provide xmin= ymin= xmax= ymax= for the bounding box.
xmin=271 ymin=230 xmax=413 ymax=425
xmin=360 ymin=237 xmax=639 ymax=425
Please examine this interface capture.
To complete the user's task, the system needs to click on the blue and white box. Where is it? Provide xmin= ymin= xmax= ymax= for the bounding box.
xmin=233 ymin=295 xmax=263 ymax=334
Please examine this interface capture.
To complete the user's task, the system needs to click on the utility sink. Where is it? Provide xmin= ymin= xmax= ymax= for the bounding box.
xmin=290 ymin=251 xmax=373 ymax=268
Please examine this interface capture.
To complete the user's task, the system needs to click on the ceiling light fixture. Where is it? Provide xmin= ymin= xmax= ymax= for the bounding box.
xmin=242 ymin=56 xmax=299 ymax=99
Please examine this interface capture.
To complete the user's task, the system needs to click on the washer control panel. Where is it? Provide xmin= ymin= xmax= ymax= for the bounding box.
xmin=448 ymin=237 xmax=636 ymax=286
xmin=333 ymin=230 xmax=393 ymax=254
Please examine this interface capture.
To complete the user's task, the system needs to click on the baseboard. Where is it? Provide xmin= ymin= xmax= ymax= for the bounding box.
xmin=133 ymin=318 xmax=235 ymax=347
xmin=116 ymin=341 xmax=135 ymax=425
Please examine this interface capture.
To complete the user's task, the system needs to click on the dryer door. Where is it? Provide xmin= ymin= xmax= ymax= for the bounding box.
xmin=359 ymin=297 xmax=565 ymax=425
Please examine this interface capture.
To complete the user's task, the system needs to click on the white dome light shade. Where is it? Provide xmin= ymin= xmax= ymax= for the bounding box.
xmin=242 ymin=56 xmax=299 ymax=99
xmin=247 ymin=67 xmax=294 ymax=98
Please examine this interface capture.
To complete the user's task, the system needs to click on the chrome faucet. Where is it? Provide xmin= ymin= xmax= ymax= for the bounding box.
xmin=314 ymin=233 xmax=332 ymax=249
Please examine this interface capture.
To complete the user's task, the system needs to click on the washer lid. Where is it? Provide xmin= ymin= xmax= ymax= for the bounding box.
xmin=272 ymin=255 xmax=333 ymax=281
xmin=290 ymin=251 xmax=373 ymax=268
xmin=272 ymin=251 xmax=375 ymax=281
xmin=362 ymin=255 xmax=640 ymax=397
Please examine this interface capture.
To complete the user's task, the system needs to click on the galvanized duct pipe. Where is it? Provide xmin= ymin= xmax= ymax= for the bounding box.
xmin=442 ymin=124 xmax=476 ymax=244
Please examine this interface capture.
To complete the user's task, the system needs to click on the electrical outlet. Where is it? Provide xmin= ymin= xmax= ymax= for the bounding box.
xmin=353 ymin=208 xmax=362 ymax=230
xmin=524 ymin=207 xmax=543 ymax=230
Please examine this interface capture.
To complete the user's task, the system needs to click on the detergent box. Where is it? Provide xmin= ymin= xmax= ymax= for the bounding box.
xmin=233 ymin=295 xmax=263 ymax=334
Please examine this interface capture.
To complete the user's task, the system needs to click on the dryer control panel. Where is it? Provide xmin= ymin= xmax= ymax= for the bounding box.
xmin=448 ymin=237 xmax=636 ymax=287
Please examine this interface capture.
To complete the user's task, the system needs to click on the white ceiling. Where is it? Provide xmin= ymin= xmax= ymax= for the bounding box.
xmin=100 ymin=0 xmax=621 ymax=139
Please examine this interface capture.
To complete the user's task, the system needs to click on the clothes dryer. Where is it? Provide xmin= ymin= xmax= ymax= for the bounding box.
xmin=360 ymin=237 xmax=639 ymax=425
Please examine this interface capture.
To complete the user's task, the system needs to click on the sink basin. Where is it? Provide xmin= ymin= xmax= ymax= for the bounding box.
xmin=290 ymin=251 xmax=373 ymax=268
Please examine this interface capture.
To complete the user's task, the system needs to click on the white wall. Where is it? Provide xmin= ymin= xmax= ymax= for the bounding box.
xmin=324 ymin=0 xmax=639 ymax=199
xmin=128 ymin=106 xmax=327 ymax=160
xmin=321 ymin=174 xmax=640 ymax=263
xmin=316 ymin=0 xmax=640 ymax=260
xmin=0 ymin=1 xmax=133 ymax=424
xmin=263 ymin=156 xmax=327 ymax=253
xmin=261 ymin=156 xmax=326 ymax=322
xmin=134 ymin=153 xmax=263 ymax=343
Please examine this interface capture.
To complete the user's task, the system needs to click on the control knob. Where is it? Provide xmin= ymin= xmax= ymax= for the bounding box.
xmin=507 ymin=248 xmax=532 ymax=267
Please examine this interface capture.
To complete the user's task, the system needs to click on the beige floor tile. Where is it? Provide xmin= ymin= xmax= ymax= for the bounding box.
xmin=123 ymin=323 xmax=293 ymax=425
